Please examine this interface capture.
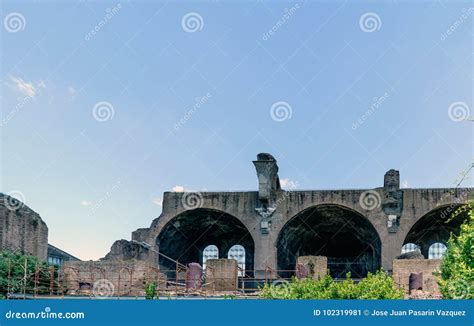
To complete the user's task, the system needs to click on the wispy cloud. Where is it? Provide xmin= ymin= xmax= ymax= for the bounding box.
xmin=80 ymin=200 xmax=93 ymax=207
xmin=172 ymin=185 xmax=186 ymax=192
xmin=7 ymin=75 xmax=46 ymax=98
xmin=280 ymin=178 xmax=298 ymax=190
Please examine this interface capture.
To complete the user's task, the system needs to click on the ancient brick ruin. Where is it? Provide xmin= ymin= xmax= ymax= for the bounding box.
xmin=92 ymin=153 xmax=471 ymax=291
xmin=0 ymin=193 xmax=48 ymax=260
xmin=2 ymin=153 xmax=472 ymax=296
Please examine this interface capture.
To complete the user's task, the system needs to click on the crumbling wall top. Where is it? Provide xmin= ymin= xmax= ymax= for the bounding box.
xmin=253 ymin=153 xmax=281 ymax=202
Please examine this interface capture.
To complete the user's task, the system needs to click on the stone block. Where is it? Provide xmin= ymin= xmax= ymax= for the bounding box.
xmin=296 ymin=256 xmax=327 ymax=280
xmin=205 ymin=259 xmax=238 ymax=291
xmin=393 ymin=259 xmax=442 ymax=295
xmin=186 ymin=263 xmax=203 ymax=290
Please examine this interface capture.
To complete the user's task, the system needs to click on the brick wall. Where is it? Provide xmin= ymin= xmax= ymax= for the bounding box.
xmin=392 ymin=259 xmax=442 ymax=295
xmin=205 ymin=259 xmax=238 ymax=291
xmin=0 ymin=194 xmax=48 ymax=260
xmin=63 ymin=260 xmax=166 ymax=297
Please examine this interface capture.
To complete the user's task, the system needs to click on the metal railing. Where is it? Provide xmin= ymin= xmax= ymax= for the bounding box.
xmin=1 ymin=256 xmax=380 ymax=299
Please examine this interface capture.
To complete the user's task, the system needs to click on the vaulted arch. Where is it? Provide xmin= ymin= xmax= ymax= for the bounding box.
xmin=403 ymin=204 xmax=468 ymax=258
xmin=156 ymin=209 xmax=255 ymax=276
xmin=276 ymin=204 xmax=381 ymax=279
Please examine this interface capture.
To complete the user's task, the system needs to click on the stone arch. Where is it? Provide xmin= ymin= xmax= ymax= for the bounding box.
xmin=276 ymin=204 xmax=381 ymax=279
xmin=403 ymin=204 xmax=468 ymax=258
xmin=155 ymin=208 xmax=255 ymax=276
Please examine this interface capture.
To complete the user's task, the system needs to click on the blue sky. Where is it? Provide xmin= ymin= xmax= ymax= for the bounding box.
xmin=1 ymin=0 xmax=472 ymax=260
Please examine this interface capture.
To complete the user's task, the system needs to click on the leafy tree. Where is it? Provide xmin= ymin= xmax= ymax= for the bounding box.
xmin=438 ymin=202 xmax=474 ymax=299
xmin=0 ymin=250 xmax=58 ymax=297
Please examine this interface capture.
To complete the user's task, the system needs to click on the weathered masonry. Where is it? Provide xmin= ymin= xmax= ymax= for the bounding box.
xmin=106 ymin=153 xmax=472 ymax=280
xmin=0 ymin=193 xmax=48 ymax=260
xmin=0 ymin=193 xmax=80 ymax=265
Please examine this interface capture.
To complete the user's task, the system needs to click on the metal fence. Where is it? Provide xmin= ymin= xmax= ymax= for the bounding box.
xmin=1 ymin=256 xmax=377 ymax=299
xmin=1 ymin=260 xmax=308 ymax=298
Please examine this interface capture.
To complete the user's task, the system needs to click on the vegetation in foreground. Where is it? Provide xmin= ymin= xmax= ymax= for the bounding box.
xmin=145 ymin=281 xmax=157 ymax=300
xmin=260 ymin=270 xmax=404 ymax=299
xmin=438 ymin=201 xmax=473 ymax=299
xmin=0 ymin=250 xmax=58 ymax=298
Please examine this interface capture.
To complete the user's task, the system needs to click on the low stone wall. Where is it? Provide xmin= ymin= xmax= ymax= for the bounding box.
xmin=63 ymin=260 xmax=166 ymax=297
xmin=392 ymin=259 xmax=442 ymax=295
xmin=205 ymin=259 xmax=238 ymax=291
xmin=296 ymin=256 xmax=327 ymax=280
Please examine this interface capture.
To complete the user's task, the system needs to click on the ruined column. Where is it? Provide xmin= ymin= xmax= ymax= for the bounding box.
xmin=384 ymin=169 xmax=400 ymax=189
xmin=382 ymin=169 xmax=403 ymax=233
xmin=252 ymin=153 xmax=281 ymax=203
xmin=253 ymin=153 xmax=281 ymax=234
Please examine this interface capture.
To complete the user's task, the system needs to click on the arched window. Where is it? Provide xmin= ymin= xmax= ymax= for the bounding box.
xmin=401 ymin=243 xmax=420 ymax=254
xmin=202 ymin=245 xmax=218 ymax=270
xmin=228 ymin=245 xmax=245 ymax=276
xmin=428 ymin=242 xmax=447 ymax=259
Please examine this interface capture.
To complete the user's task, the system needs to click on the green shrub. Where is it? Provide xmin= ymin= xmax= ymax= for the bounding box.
xmin=260 ymin=270 xmax=403 ymax=299
xmin=355 ymin=270 xmax=404 ymax=299
xmin=145 ymin=282 xmax=157 ymax=300
xmin=260 ymin=275 xmax=333 ymax=300
xmin=329 ymin=273 xmax=358 ymax=299
xmin=438 ymin=202 xmax=474 ymax=299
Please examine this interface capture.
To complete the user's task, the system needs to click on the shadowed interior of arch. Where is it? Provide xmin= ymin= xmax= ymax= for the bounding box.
xmin=156 ymin=209 xmax=254 ymax=277
xmin=276 ymin=204 xmax=381 ymax=279
xmin=403 ymin=204 xmax=468 ymax=258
